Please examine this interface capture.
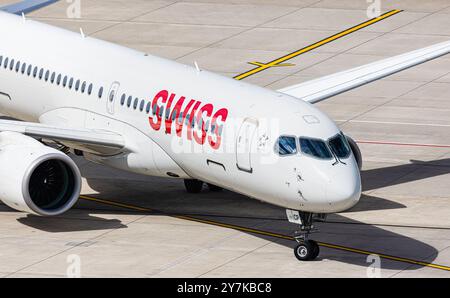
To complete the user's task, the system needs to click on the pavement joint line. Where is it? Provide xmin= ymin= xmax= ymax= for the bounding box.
xmin=233 ymin=9 xmax=402 ymax=81
xmin=335 ymin=6 xmax=450 ymax=129
xmin=174 ymin=0 xmax=324 ymax=60
xmin=79 ymin=195 xmax=450 ymax=272
xmin=87 ymin=0 xmax=183 ymax=37
xmin=262 ymin=5 xmax=445 ymax=89
xmin=2 ymin=210 xmax=147 ymax=277
xmin=197 ymin=241 xmax=273 ymax=278
xmin=64 ymin=206 xmax=450 ymax=230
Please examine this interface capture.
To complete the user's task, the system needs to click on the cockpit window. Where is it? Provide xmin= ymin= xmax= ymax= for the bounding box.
xmin=328 ymin=133 xmax=351 ymax=159
xmin=275 ymin=136 xmax=297 ymax=156
xmin=299 ymin=137 xmax=332 ymax=159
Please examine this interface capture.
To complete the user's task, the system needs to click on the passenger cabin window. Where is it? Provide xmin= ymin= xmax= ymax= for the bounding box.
xmin=98 ymin=87 xmax=103 ymax=98
xmin=51 ymin=72 xmax=56 ymax=83
xmin=4 ymin=57 xmax=8 ymax=68
xmin=146 ymin=102 xmax=151 ymax=114
xmin=133 ymin=98 xmax=138 ymax=110
xmin=275 ymin=136 xmax=297 ymax=156
xmin=120 ymin=94 xmax=126 ymax=105
xmin=15 ymin=61 xmax=20 ymax=72
xmin=328 ymin=133 xmax=351 ymax=159
xmin=127 ymin=96 xmax=132 ymax=107
xmin=27 ymin=65 xmax=32 ymax=76
xmin=45 ymin=70 xmax=50 ymax=82
xmin=69 ymin=78 xmax=74 ymax=89
xmin=75 ymin=80 xmax=80 ymax=91
xmin=39 ymin=68 xmax=44 ymax=79
xmin=81 ymin=81 xmax=86 ymax=93
xmin=299 ymin=138 xmax=332 ymax=159
xmin=33 ymin=67 xmax=38 ymax=77
xmin=88 ymin=83 xmax=93 ymax=95
xmin=109 ymin=89 xmax=115 ymax=102
xmin=63 ymin=76 xmax=68 ymax=87
xmin=9 ymin=59 xmax=14 ymax=70
xmin=139 ymin=100 xmax=145 ymax=112
xmin=21 ymin=63 xmax=26 ymax=74
xmin=57 ymin=74 xmax=62 ymax=85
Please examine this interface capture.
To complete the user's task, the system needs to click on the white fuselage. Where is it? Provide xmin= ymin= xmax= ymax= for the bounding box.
xmin=0 ymin=12 xmax=361 ymax=213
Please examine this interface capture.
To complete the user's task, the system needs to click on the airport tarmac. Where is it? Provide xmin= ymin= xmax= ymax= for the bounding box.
xmin=1 ymin=0 xmax=450 ymax=277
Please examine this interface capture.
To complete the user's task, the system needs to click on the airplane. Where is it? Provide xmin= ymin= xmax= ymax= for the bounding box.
xmin=0 ymin=0 xmax=449 ymax=261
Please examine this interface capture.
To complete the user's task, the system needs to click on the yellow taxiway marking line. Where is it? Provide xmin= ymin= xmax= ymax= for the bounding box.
xmin=233 ymin=9 xmax=402 ymax=81
xmin=80 ymin=195 xmax=450 ymax=272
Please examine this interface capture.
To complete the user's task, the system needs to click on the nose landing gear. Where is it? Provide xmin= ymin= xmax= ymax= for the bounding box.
xmin=287 ymin=211 xmax=325 ymax=261
xmin=294 ymin=239 xmax=320 ymax=261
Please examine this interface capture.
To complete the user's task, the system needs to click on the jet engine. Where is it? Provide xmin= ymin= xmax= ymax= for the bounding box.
xmin=0 ymin=131 xmax=81 ymax=216
xmin=345 ymin=135 xmax=362 ymax=170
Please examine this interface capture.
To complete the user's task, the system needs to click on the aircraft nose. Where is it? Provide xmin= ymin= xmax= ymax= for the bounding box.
xmin=326 ymin=165 xmax=361 ymax=212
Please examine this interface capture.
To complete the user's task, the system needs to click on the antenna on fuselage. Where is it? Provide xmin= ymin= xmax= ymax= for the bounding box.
xmin=21 ymin=12 xmax=26 ymax=22
xmin=80 ymin=27 xmax=85 ymax=38
xmin=194 ymin=61 xmax=201 ymax=73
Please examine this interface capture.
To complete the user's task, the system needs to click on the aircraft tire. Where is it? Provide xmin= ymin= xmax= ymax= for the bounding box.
xmin=294 ymin=240 xmax=319 ymax=261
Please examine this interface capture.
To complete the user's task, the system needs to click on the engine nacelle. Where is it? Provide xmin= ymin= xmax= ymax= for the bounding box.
xmin=345 ymin=135 xmax=362 ymax=170
xmin=0 ymin=131 xmax=81 ymax=216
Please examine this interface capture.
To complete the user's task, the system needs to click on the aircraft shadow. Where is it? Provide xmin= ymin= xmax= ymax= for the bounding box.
xmin=16 ymin=212 xmax=127 ymax=233
xmin=78 ymin=156 xmax=450 ymax=271
xmin=362 ymin=158 xmax=450 ymax=192
xmin=3 ymin=156 xmax=450 ymax=270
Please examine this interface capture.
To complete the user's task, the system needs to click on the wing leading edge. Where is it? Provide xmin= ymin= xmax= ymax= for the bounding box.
xmin=0 ymin=0 xmax=58 ymax=15
xmin=0 ymin=119 xmax=125 ymax=155
xmin=279 ymin=40 xmax=450 ymax=104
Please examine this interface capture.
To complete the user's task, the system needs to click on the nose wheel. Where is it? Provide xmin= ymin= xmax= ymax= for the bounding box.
xmin=287 ymin=211 xmax=325 ymax=261
xmin=294 ymin=240 xmax=320 ymax=261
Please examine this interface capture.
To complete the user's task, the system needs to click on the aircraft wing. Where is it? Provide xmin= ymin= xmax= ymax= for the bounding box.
xmin=0 ymin=119 xmax=125 ymax=155
xmin=278 ymin=40 xmax=450 ymax=104
xmin=0 ymin=0 xmax=58 ymax=15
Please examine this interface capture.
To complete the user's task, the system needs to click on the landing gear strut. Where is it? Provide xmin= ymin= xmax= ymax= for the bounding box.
xmin=288 ymin=211 xmax=325 ymax=261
